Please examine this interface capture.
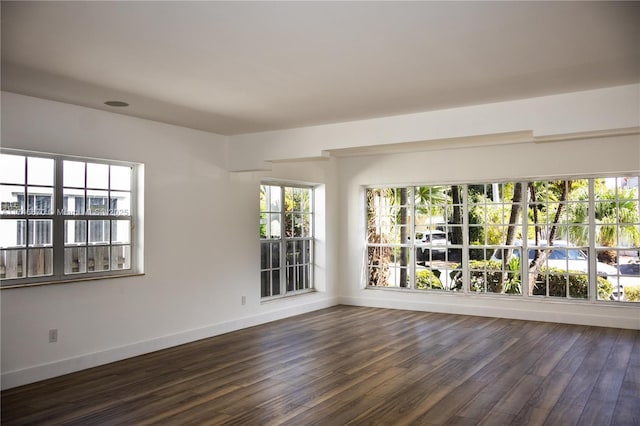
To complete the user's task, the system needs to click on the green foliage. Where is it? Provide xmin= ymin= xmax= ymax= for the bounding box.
xmin=450 ymin=260 xmax=611 ymax=299
xmin=598 ymin=278 xmax=614 ymax=301
xmin=504 ymin=256 xmax=521 ymax=295
xmin=532 ymin=267 xmax=612 ymax=300
xmin=451 ymin=260 xmax=505 ymax=293
xmin=624 ymin=285 xmax=640 ymax=302
xmin=416 ymin=269 xmax=443 ymax=290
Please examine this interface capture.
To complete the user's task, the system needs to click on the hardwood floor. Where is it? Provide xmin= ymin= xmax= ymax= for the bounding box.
xmin=2 ymin=305 xmax=639 ymax=425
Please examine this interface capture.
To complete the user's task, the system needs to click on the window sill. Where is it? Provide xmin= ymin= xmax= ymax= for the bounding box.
xmin=364 ymin=286 xmax=640 ymax=307
xmin=0 ymin=272 xmax=145 ymax=290
xmin=261 ymin=288 xmax=317 ymax=303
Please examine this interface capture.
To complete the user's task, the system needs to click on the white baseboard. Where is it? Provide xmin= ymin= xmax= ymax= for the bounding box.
xmin=1 ymin=297 xmax=339 ymax=390
xmin=338 ymin=295 xmax=640 ymax=330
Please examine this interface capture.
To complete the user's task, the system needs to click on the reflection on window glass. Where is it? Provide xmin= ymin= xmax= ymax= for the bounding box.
xmin=88 ymin=220 xmax=110 ymax=244
xmin=1 ymin=249 xmax=26 ymax=279
xmin=28 ymin=220 xmax=52 ymax=246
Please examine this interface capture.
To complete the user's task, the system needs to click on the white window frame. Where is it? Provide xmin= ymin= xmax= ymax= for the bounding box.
xmin=0 ymin=149 xmax=142 ymax=288
xmin=365 ymin=175 xmax=640 ymax=304
xmin=260 ymin=182 xmax=315 ymax=299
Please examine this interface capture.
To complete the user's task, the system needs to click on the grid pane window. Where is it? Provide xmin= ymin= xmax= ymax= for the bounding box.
xmin=466 ymin=182 xmax=523 ymax=295
xmin=0 ymin=154 xmax=55 ymax=280
xmin=367 ymin=186 xmax=464 ymax=291
xmin=0 ymin=150 xmax=138 ymax=286
xmin=260 ymin=184 xmax=314 ymax=298
xmin=528 ymin=180 xmax=592 ymax=299
xmin=61 ymin=159 xmax=133 ymax=279
xmin=365 ymin=176 xmax=640 ymax=304
xmin=594 ymin=177 xmax=640 ymax=301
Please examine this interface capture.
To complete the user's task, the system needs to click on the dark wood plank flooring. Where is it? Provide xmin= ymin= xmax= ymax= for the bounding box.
xmin=2 ymin=305 xmax=639 ymax=425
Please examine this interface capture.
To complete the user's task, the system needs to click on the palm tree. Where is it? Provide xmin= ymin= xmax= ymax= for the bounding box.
xmin=594 ymin=182 xmax=640 ymax=263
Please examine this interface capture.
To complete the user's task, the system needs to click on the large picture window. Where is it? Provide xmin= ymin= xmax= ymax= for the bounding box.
xmin=0 ymin=150 xmax=140 ymax=287
xmin=366 ymin=176 xmax=640 ymax=304
xmin=260 ymin=183 xmax=314 ymax=298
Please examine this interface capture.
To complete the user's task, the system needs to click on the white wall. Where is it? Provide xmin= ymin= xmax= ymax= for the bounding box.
xmin=0 ymin=92 xmax=339 ymax=389
xmin=227 ymin=84 xmax=640 ymax=171
xmin=337 ymin=135 xmax=640 ymax=329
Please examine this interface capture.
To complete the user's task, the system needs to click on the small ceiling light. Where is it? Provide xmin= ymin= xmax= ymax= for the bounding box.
xmin=104 ymin=101 xmax=129 ymax=107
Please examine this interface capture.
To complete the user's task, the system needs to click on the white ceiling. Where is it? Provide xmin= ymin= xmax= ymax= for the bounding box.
xmin=2 ymin=1 xmax=639 ymax=136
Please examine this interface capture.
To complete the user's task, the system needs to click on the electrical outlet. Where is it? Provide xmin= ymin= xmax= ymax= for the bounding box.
xmin=49 ymin=329 xmax=58 ymax=343
xmin=241 ymin=295 xmax=246 ymax=305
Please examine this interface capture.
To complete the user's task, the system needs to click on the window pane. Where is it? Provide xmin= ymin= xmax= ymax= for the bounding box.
xmin=0 ymin=249 xmax=26 ymax=279
xmin=259 ymin=213 xmax=267 ymax=238
xmin=87 ymin=190 xmax=108 ymax=215
xmin=86 ymin=163 xmax=109 ymax=189
xmin=260 ymin=243 xmax=269 ymax=269
xmin=260 ymin=185 xmax=268 ymax=212
xmin=88 ymin=220 xmax=110 ymax=244
xmin=302 ymin=240 xmax=311 ymax=263
xmin=295 ymin=213 xmax=311 ymax=237
xmin=261 ymin=271 xmax=270 ymax=297
xmin=111 ymin=220 xmax=130 ymax=244
xmin=268 ymin=213 xmax=281 ymax=238
xmin=27 ymin=157 xmax=54 ymax=186
xmin=110 ymin=191 xmax=131 ymax=216
xmin=64 ymin=247 xmax=87 ymax=274
xmin=271 ymin=243 xmax=280 ymax=268
xmin=286 ymin=187 xmax=309 ymax=212
xmin=28 ymin=220 xmax=52 ymax=247
xmin=0 ymin=154 xmax=25 ymax=184
xmin=0 ymin=219 xmax=26 ymax=247
xmin=111 ymin=245 xmax=131 ymax=270
xmin=64 ymin=160 xmax=85 ymax=188
xmin=110 ymin=165 xmax=131 ymax=191
xmin=27 ymin=187 xmax=53 ymax=215
xmin=27 ymin=248 xmax=53 ymax=277
xmin=1 ymin=185 xmax=25 ymax=215
xmin=269 ymin=186 xmax=281 ymax=211
xmin=286 ymin=241 xmax=297 ymax=266
xmin=65 ymin=220 xmax=86 ymax=245
xmin=87 ymin=246 xmax=110 ymax=272
xmin=271 ymin=270 xmax=280 ymax=295
xmin=286 ymin=266 xmax=295 ymax=291
xmin=63 ymin=188 xmax=85 ymax=215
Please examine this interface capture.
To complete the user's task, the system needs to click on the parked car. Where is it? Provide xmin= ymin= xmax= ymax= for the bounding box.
xmin=411 ymin=230 xmax=451 ymax=261
xmin=492 ymin=240 xmax=625 ymax=300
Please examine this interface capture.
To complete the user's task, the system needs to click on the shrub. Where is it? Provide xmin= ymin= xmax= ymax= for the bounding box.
xmin=532 ymin=267 xmax=612 ymax=300
xmin=624 ymin=285 xmax=640 ymax=302
xmin=416 ymin=269 xmax=443 ymax=290
xmin=450 ymin=260 xmax=611 ymax=298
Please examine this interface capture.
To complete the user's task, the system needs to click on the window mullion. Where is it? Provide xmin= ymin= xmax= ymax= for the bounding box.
xmin=462 ymin=184 xmax=470 ymax=293
xmin=521 ymin=181 xmax=529 ymax=298
xmin=52 ymin=159 xmax=65 ymax=278
xmin=588 ymin=178 xmax=597 ymax=302
xmin=280 ymin=185 xmax=286 ymax=296
xmin=408 ymin=187 xmax=415 ymax=289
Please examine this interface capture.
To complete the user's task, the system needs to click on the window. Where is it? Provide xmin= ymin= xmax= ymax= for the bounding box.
xmin=366 ymin=176 xmax=640 ymax=303
xmin=260 ymin=183 xmax=314 ymax=298
xmin=367 ymin=186 xmax=462 ymax=291
xmin=0 ymin=150 xmax=140 ymax=287
xmin=468 ymin=182 xmax=523 ymax=295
